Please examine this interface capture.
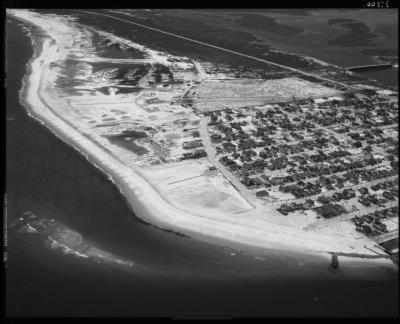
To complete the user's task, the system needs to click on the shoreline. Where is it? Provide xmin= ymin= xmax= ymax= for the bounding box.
xmin=10 ymin=11 xmax=397 ymax=270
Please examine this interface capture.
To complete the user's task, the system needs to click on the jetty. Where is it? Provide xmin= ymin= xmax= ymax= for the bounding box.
xmin=346 ymin=63 xmax=394 ymax=72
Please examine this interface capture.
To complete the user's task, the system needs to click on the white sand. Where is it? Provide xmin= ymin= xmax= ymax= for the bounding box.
xmin=8 ymin=9 xmax=397 ymax=269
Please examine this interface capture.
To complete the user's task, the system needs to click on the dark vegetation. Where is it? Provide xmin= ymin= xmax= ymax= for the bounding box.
xmin=220 ymin=9 xmax=312 ymax=16
xmin=263 ymin=51 xmax=322 ymax=70
xmin=138 ymin=14 xmax=222 ymax=33
xmin=42 ymin=10 xmax=366 ymax=89
xmin=88 ymin=61 xmax=125 ymax=74
xmin=54 ymin=59 xmax=86 ymax=93
xmin=86 ymin=63 xmax=151 ymax=87
xmin=109 ymin=129 xmax=148 ymax=140
xmin=258 ymin=9 xmax=312 ymax=16
xmin=115 ymin=87 xmax=142 ymax=94
xmin=113 ymin=64 xmax=151 ymax=86
xmin=104 ymin=130 xmax=149 ymax=155
xmin=361 ymin=48 xmax=398 ymax=57
xmin=234 ymin=13 xmax=304 ymax=36
xmin=67 ymin=11 xmax=324 ymax=72
xmin=55 ymin=59 xmax=146 ymax=94
xmin=95 ymin=87 xmax=111 ymax=95
xmin=375 ymin=56 xmax=398 ymax=65
xmin=152 ymin=64 xmax=173 ymax=82
xmin=90 ymin=32 xmax=147 ymax=59
xmin=107 ymin=138 xmax=149 ymax=155
xmin=86 ymin=62 xmax=152 ymax=87
xmin=99 ymin=41 xmax=146 ymax=59
xmin=320 ymin=71 xmax=366 ymax=85
xmin=181 ymin=149 xmax=207 ymax=160
xmin=328 ymin=18 xmax=355 ymax=25
xmin=313 ymin=203 xmax=347 ymax=219
xmin=328 ymin=22 xmax=378 ymax=47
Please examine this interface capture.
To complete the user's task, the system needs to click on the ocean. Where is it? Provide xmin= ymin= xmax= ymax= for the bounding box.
xmin=5 ymin=18 xmax=398 ymax=317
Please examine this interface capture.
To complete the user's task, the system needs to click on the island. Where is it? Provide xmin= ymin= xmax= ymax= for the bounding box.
xmin=7 ymin=9 xmax=398 ymax=268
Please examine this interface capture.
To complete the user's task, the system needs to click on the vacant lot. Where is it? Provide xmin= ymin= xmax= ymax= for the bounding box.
xmin=192 ymin=77 xmax=341 ymax=112
xmin=143 ymin=160 xmax=253 ymax=216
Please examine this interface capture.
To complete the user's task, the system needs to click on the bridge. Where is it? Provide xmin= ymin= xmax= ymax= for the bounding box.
xmin=346 ymin=63 xmax=393 ymax=71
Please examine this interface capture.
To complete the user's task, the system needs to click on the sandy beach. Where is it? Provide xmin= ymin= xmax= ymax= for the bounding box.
xmin=8 ymin=9 xmax=397 ymax=271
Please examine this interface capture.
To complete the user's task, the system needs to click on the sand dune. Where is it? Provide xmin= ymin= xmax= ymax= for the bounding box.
xmin=7 ymin=9 xmax=396 ymax=270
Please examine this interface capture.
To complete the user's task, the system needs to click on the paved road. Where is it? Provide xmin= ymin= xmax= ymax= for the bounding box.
xmin=250 ymin=160 xmax=392 ymax=195
xmin=199 ymin=117 xmax=260 ymax=209
xmin=324 ymin=122 xmax=398 ymax=133
xmin=303 ymin=196 xmax=398 ymax=231
xmin=80 ymin=10 xmax=358 ymax=91
xmin=244 ymin=150 xmax=387 ymax=180
xmin=80 ymin=9 xmax=398 ymax=215
xmin=269 ymin=174 xmax=398 ymax=207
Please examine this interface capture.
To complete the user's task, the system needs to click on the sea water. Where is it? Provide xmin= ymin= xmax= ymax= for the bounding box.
xmin=5 ymin=18 xmax=398 ymax=317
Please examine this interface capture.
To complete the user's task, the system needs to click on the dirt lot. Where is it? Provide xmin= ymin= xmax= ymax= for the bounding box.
xmin=192 ymin=77 xmax=341 ymax=112
xmin=143 ymin=160 xmax=254 ymax=217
